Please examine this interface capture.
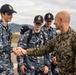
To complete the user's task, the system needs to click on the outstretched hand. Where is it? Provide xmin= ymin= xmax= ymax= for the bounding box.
xmin=12 ymin=47 xmax=27 ymax=56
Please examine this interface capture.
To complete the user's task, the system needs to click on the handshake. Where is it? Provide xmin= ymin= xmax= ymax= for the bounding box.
xmin=12 ymin=47 xmax=27 ymax=56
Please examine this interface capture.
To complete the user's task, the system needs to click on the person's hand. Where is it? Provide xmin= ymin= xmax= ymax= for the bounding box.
xmin=12 ymin=47 xmax=23 ymax=56
xmin=20 ymin=65 xmax=27 ymax=74
xmin=42 ymin=66 xmax=49 ymax=74
xmin=52 ymin=56 xmax=57 ymax=65
xmin=12 ymin=47 xmax=27 ymax=56
xmin=17 ymin=47 xmax=27 ymax=55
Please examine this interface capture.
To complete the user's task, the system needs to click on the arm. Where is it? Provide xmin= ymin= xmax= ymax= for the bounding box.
xmin=0 ymin=27 xmax=3 ymax=53
xmin=71 ymin=33 xmax=76 ymax=69
xmin=44 ymin=52 xmax=55 ymax=67
xmin=17 ymin=35 xmax=28 ymax=66
xmin=71 ymin=33 xmax=76 ymax=55
xmin=26 ymin=37 xmax=55 ymax=56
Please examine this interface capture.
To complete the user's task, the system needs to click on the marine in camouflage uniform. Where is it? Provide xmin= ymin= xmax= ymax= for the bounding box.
xmin=27 ymin=27 xmax=76 ymax=75
xmin=17 ymin=15 xmax=48 ymax=75
xmin=0 ymin=4 xmax=17 ymax=75
xmin=41 ymin=12 xmax=59 ymax=75
xmin=23 ymin=11 xmax=76 ymax=75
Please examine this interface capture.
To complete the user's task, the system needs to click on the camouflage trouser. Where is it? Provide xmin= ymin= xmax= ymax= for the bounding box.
xmin=0 ymin=68 xmax=14 ymax=75
xmin=59 ymin=72 xmax=76 ymax=75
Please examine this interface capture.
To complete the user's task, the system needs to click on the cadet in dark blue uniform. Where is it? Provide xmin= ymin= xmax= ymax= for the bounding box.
xmin=0 ymin=4 xmax=22 ymax=75
xmin=17 ymin=25 xmax=30 ymax=75
xmin=41 ymin=13 xmax=59 ymax=75
xmin=17 ymin=15 xmax=48 ymax=75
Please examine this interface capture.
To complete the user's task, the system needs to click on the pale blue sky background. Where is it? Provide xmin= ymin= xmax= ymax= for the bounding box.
xmin=0 ymin=0 xmax=76 ymax=29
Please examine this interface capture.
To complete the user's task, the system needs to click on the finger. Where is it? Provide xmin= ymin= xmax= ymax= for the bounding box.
xmin=21 ymin=68 xmax=25 ymax=74
xmin=21 ymin=50 xmax=24 ymax=55
xmin=24 ymin=66 xmax=27 ymax=69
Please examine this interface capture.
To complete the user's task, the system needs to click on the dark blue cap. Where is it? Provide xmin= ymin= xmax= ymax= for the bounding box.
xmin=0 ymin=4 xmax=17 ymax=14
xmin=44 ymin=13 xmax=54 ymax=21
xmin=34 ymin=15 xmax=43 ymax=24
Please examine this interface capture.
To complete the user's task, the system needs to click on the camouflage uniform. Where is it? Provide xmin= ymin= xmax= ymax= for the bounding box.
xmin=27 ymin=27 xmax=76 ymax=75
xmin=17 ymin=29 xmax=48 ymax=75
xmin=41 ymin=25 xmax=59 ymax=75
xmin=0 ymin=20 xmax=14 ymax=75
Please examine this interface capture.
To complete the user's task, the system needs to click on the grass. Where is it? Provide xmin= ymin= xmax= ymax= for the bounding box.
xmin=12 ymin=33 xmax=20 ymax=43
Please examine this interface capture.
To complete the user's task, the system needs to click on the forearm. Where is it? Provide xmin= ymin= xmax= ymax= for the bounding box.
xmin=17 ymin=56 xmax=25 ymax=67
xmin=44 ymin=59 xmax=51 ymax=67
xmin=27 ymin=42 xmax=52 ymax=56
xmin=17 ymin=39 xmax=55 ymax=56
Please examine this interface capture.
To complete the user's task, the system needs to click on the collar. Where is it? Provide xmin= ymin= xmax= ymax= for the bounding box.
xmin=60 ymin=27 xmax=73 ymax=39
xmin=43 ymin=24 xmax=53 ymax=31
xmin=0 ymin=19 xmax=9 ymax=31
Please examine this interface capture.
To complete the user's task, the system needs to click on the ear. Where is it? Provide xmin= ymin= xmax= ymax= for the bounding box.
xmin=60 ymin=18 xmax=62 ymax=21
xmin=59 ymin=18 xmax=63 ymax=26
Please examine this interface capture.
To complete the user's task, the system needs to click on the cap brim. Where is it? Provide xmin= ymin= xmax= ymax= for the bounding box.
xmin=6 ymin=10 xmax=17 ymax=14
xmin=34 ymin=21 xmax=42 ymax=24
xmin=45 ymin=19 xmax=53 ymax=21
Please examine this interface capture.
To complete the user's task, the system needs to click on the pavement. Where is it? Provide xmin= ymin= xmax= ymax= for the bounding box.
xmin=11 ymin=43 xmax=18 ymax=75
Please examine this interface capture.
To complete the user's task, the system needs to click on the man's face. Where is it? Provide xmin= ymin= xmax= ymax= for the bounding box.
xmin=34 ymin=23 xmax=42 ymax=31
xmin=45 ymin=21 xmax=52 ymax=27
xmin=54 ymin=15 xmax=61 ymax=30
xmin=2 ymin=12 xmax=13 ymax=22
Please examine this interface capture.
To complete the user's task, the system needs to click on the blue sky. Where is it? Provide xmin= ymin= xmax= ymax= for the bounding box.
xmin=0 ymin=0 xmax=76 ymax=29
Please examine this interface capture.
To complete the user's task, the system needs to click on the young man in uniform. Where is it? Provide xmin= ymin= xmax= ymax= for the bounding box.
xmin=0 ymin=4 xmax=23 ymax=75
xmin=17 ymin=25 xmax=30 ymax=75
xmin=17 ymin=15 xmax=48 ymax=75
xmin=41 ymin=13 xmax=59 ymax=75
xmin=18 ymin=11 xmax=76 ymax=75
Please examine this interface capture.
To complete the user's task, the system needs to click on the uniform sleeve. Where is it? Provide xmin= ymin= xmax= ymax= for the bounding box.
xmin=0 ymin=26 xmax=3 ymax=53
xmin=17 ymin=33 xmax=28 ymax=67
xmin=44 ymin=52 xmax=56 ymax=67
xmin=17 ymin=35 xmax=27 ymax=49
xmin=71 ymin=34 xmax=76 ymax=55
xmin=27 ymin=37 xmax=56 ymax=56
xmin=71 ymin=33 xmax=76 ymax=69
xmin=16 ymin=56 xmax=24 ymax=67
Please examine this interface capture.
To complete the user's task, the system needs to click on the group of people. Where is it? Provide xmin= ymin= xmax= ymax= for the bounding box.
xmin=0 ymin=4 xmax=76 ymax=75
xmin=16 ymin=12 xmax=59 ymax=75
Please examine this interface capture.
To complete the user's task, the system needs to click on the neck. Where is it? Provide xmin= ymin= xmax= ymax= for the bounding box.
xmin=60 ymin=24 xmax=69 ymax=34
xmin=2 ymin=18 xmax=8 ymax=26
xmin=45 ymin=25 xmax=50 ymax=29
xmin=34 ymin=28 xmax=40 ymax=33
xmin=47 ymin=26 xmax=50 ymax=29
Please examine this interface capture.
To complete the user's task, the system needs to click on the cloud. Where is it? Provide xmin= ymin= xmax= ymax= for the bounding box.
xmin=0 ymin=0 xmax=76 ymax=29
